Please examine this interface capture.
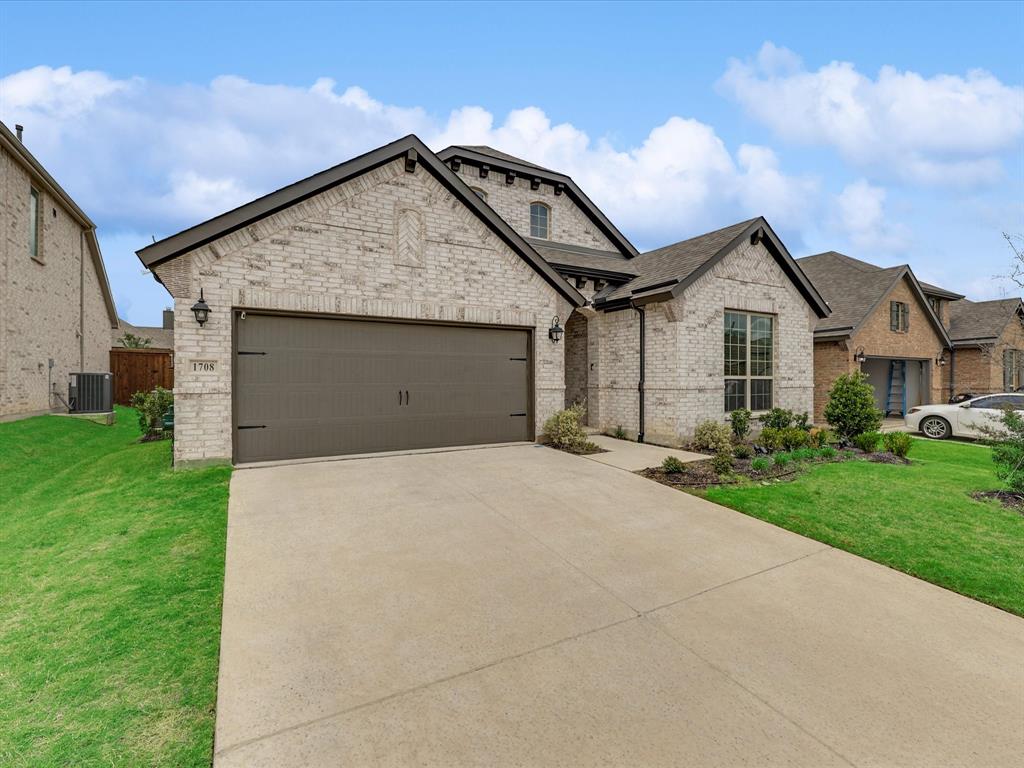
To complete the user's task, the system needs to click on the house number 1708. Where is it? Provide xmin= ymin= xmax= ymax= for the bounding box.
xmin=191 ymin=360 xmax=216 ymax=373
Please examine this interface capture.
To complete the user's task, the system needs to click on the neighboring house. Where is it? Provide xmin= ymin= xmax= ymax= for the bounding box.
xmin=136 ymin=136 xmax=827 ymax=466
xmin=797 ymin=250 xmax=1023 ymax=420
xmin=112 ymin=310 xmax=175 ymax=350
xmin=0 ymin=121 xmax=118 ymax=420
xmin=946 ymin=298 xmax=1024 ymax=396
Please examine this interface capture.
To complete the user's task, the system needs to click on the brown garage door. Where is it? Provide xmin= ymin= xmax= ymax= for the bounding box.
xmin=234 ymin=313 xmax=532 ymax=463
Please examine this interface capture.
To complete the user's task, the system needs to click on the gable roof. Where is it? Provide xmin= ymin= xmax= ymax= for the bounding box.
xmin=436 ymin=145 xmax=639 ymax=259
xmin=796 ymin=250 xmax=951 ymax=344
xmin=1 ymin=121 xmax=118 ymax=328
xmin=113 ymin=318 xmax=175 ymax=350
xmin=527 ymin=239 xmax=638 ymax=281
xmin=136 ymin=135 xmax=584 ymax=308
xmin=947 ymin=297 xmax=1023 ymax=344
xmin=592 ymin=217 xmax=830 ymax=317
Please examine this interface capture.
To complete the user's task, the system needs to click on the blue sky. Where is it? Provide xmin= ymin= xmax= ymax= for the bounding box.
xmin=1 ymin=0 xmax=1021 ymax=324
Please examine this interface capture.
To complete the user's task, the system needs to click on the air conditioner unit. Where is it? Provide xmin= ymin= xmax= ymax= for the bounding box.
xmin=69 ymin=372 xmax=113 ymax=413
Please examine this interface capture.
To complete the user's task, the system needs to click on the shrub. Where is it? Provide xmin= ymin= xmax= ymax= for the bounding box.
xmin=824 ymin=371 xmax=883 ymax=439
xmin=820 ymin=445 xmax=838 ymax=460
xmin=712 ymin=450 xmax=734 ymax=475
xmin=750 ymin=456 xmax=773 ymax=473
xmin=841 ymin=449 xmax=856 ymax=460
xmin=773 ymin=452 xmax=792 ymax=467
xmin=808 ymin=427 xmax=834 ymax=448
xmin=779 ymin=427 xmax=810 ymax=451
xmin=729 ymin=408 xmax=751 ymax=440
xmin=733 ymin=443 xmax=754 ymax=459
xmin=794 ymin=411 xmax=811 ymax=431
xmin=990 ymin=408 xmax=1024 ymax=493
xmin=760 ymin=407 xmax=795 ymax=430
xmin=661 ymin=455 xmax=687 ymax=474
xmin=852 ymin=431 xmax=882 ymax=453
xmin=130 ymin=387 xmax=174 ymax=437
xmin=758 ymin=427 xmax=784 ymax=452
xmin=882 ymin=431 xmax=914 ymax=458
xmin=613 ymin=425 xmax=627 ymax=440
xmin=693 ymin=420 xmax=732 ymax=454
xmin=543 ymin=403 xmax=588 ymax=451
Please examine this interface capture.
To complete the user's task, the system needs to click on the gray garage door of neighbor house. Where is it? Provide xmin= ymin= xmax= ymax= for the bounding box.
xmin=233 ymin=313 xmax=533 ymax=463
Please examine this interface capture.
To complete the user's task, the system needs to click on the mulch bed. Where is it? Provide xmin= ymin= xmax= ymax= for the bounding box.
xmin=972 ymin=490 xmax=1024 ymax=513
xmin=138 ymin=432 xmax=172 ymax=443
xmin=864 ymin=452 xmax=911 ymax=465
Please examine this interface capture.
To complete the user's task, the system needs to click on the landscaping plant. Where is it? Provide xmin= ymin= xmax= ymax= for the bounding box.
xmin=794 ymin=411 xmax=812 ymax=431
xmin=733 ymin=443 xmax=754 ymax=459
xmin=790 ymin=447 xmax=817 ymax=462
xmin=729 ymin=408 xmax=751 ymax=440
xmin=882 ymin=431 xmax=914 ymax=458
xmin=823 ymin=371 xmax=883 ymax=439
xmin=988 ymin=408 xmax=1024 ymax=493
xmin=661 ymin=455 xmax=687 ymax=473
xmin=853 ymin=431 xmax=882 ymax=453
xmin=543 ymin=403 xmax=598 ymax=453
xmin=809 ymin=426 xmax=834 ymax=448
xmin=130 ymin=386 xmax=174 ymax=438
xmin=693 ymin=420 xmax=732 ymax=454
xmin=760 ymin=407 xmax=795 ymax=430
xmin=773 ymin=452 xmax=792 ymax=467
xmin=758 ymin=426 xmax=784 ymax=452
xmin=712 ymin=450 xmax=734 ymax=475
xmin=613 ymin=425 xmax=627 ymax=440
xmin=779 ymin=427 xmax=810 ymax=451
xmin=819 ymin=445 xmax=838 ymax=459
xmin=750 ymin=456 xmax=773 ymax=473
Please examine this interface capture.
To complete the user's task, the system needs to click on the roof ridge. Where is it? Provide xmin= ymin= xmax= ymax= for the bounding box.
xmin=641 ymin=217 xmax=760 ymax=257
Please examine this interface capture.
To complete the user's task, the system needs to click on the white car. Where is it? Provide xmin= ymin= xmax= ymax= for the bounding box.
xmin=905 ymin=393 xmax=1024 ymax=439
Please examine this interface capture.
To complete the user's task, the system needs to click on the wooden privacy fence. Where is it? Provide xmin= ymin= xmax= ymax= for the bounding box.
xmin=109 ymin=348 xmax=174 ymax=405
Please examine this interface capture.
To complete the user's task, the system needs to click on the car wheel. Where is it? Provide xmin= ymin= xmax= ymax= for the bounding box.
xmin=920 ymin=416 xmax=950 ymax=440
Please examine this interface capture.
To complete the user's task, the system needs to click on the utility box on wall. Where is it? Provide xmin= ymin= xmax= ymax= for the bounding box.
xmin=69 ymin=372 xmax=113 ymax=413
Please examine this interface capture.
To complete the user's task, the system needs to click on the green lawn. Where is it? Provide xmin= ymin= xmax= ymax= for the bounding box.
xmin=704 ymin=439 xmax=1024 ymax=616
xmin=0 ymin=408 xmax=231 ymax=766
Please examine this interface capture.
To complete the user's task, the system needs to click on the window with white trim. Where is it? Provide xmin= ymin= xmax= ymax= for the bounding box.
xmin=724 ymin=310 xmax=774 ymax=412
xmin=529 ymin=202 xmax=550 ymax=239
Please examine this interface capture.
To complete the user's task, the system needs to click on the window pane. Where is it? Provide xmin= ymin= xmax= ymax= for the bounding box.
xmin=724 ymin=312 xmax=747 ymax=376
xmin=750 ymin=315 xmax=773 ymax=376
xmin=725 ymin=379 xmax=746 ymax=412
xmin=29 ymin=188 xmax=38 ymax=257
xmin=751 ymin=379 xmax=773 ymax=411
xmin=530 ymin=203 xmax=549 ymax=238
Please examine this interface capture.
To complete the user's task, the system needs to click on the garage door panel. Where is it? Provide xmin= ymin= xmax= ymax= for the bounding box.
xmin=234 ymin=314 xmax=532 ymax=462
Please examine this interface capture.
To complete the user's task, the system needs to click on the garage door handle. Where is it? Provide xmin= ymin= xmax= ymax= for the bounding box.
xmin=405 ymin=390 xmax=409 ymax=405
xmin=398 ymin=389 xmax=402 ymax=405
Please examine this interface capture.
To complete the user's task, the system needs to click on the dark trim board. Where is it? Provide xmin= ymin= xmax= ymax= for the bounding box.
xmin=136 ymin=135 xmax=585 ymax=308
xmin=230 ymin=309 xmax=537 ymax=464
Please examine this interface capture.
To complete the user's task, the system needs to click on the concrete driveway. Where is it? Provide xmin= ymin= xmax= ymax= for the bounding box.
xmin=214 ymin=445 xmax=1024 ymax=767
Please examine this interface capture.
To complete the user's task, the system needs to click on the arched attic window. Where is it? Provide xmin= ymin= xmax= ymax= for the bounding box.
xmin=469 ymin=187 xmax=488 ymax=201
xmin=530 ymin=202 xmax=550 ymax=239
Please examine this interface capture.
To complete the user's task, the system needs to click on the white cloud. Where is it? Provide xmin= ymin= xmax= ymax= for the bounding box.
xmin=0 ymin=65 xmax=818 ymax=255
xmin=719 ymin=42 xmax=1024 ymax=185
xmin=831 ymin=179 xmax=909 ymax=252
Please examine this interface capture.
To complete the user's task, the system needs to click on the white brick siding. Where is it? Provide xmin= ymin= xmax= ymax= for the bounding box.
xmin=584 ymin=239 xmax=816 ymax=443
xmin=153 ymin=158 xmax=572 ymax=465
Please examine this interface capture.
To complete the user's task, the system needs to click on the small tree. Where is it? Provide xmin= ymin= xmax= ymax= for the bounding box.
xmin=729 ymin=408 xmax=751 ymax=440
xmin=824 ymin=371 xmax=883 ymax=439
xmin=130 ymin=387 xmax=173 ymax=437
xmin=988 ymin=408 xmax=1024 ymax=493
xmin=119 ymin=331 xmax=152 ymax=349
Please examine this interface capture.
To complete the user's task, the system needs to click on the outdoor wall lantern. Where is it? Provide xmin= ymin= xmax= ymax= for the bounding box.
xmin=853 ymin=347 xmax=867 ymax=364
xmin=191 ymin=289 xmax=211 ymax=327
xmin=936 ymin=354 xmax=947 ymax=367
xmin=549 ymin=315 xmax=564 ymax=342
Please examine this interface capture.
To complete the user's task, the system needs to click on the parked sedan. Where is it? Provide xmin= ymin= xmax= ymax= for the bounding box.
xmin=905 ymin=393 xmax=1024 ymax=439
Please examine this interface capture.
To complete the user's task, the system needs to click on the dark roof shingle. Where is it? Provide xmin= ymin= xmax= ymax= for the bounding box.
xmin=796 ymin=252 xmax=907 ymax=333
xmin=948 ymin=298 xmax=1023 ymax=343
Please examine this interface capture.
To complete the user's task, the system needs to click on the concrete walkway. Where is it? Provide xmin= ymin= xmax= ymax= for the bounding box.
xmin=214 ymin=444 xmax=1024 ymax=767
xmin=584 ymin=433 xmax=707 ymax=471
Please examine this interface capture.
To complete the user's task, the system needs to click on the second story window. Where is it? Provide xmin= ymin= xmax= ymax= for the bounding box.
xmin=890 ymin=301 xmax=909 ymax=332
xmin=530 ymin=202 xmax=550 ymax=239
xmin=928 ymin=296 xmax=943 ymax=321
xmin=470 ymin=187 xmax=487 ymax=201
xmin=29 ymin=187 xmax=40 ymax=260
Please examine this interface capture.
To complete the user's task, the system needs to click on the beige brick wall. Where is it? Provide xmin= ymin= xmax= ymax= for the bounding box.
xmin=0 ymin=146 xmax=111 ymax=418
xmin=153 ymin=158 xmax=572 ymax=465
xmin=452 ymin=163 xmax=619 ymax=252
xmin=587 ymin=239 xmax=816 ymax=443
xmin=564 ymin=311 xmax=588 ymax=408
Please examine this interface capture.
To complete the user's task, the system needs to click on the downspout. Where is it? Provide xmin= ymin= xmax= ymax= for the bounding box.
xmin=631 ymin=301 xmax=645 ymax=443
xmin=79 ymin=230 xmax=85 ymax=372
xmin=949 ymin=347 xmax=956 ymax=402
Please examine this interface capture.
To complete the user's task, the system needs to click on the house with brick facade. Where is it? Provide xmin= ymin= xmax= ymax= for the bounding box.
xmin=797 ymin=250 xmax=1023 ymax=421
xmin=0 ymin=121 xmax=118 ymax=420
xmin=136 ymin=135 xmax=828 ymax=466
